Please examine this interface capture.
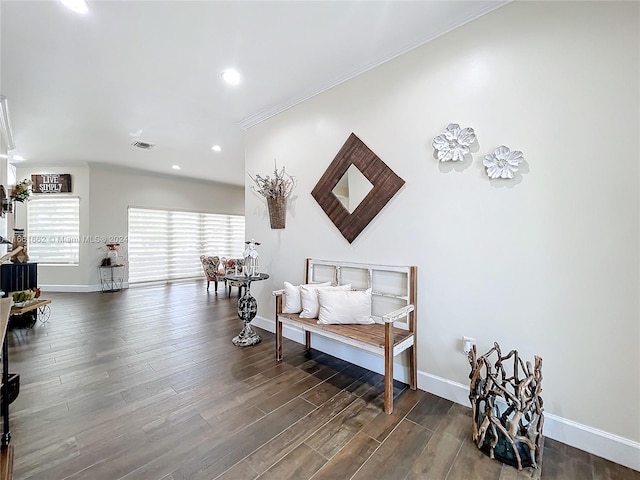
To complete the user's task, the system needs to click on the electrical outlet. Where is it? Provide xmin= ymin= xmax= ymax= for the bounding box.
xmin=462 ymin=336 xmax=476 ymax=355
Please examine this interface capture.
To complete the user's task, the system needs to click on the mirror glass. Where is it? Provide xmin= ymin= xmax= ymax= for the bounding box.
xmin=331 ymin=164 xmax=374 ymax=214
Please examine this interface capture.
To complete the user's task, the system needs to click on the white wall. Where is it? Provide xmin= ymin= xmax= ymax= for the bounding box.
xmin=88 ymin=164 xmax=244 ymax=287
xmin=0 ymin=134 xmax=12 ymax=249
xmin=245 ymin=1 xmax=639 ymax=469
xmin=0 ymin=138 xmax=9 ymax=257
xmin=15 ymin=163 xmax=244 ymax=289
xmin=15 ymin=165 xmax=91 ymax=287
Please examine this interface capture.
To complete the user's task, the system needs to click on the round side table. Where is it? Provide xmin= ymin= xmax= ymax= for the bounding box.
xmin=225 ymin=273 xmax=269 ymax=347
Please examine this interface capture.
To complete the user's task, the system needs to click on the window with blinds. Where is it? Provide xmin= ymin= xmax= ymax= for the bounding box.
xmin=128 ymin=207 xmax=245 ymax=284
xmin=27 ymin=197 xmax=80 ymax=264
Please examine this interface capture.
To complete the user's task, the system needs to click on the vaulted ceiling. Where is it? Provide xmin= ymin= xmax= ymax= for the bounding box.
xmin=1 ymin=1 xmax=507 ymax=185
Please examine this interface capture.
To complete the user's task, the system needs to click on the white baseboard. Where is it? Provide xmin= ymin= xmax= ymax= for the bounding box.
xmin=252 ymin=315 xmax=640 ymax=472
xmin=542 ymin=412 xmax=640 ymax=473
xmin=418 ymin=371 xmax=640 ymax=472
xmin=39 ymin=283 xmax=130 ymax=293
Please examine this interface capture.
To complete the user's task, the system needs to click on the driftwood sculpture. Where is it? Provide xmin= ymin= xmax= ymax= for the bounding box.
xmin=468 ymin=342 xmax=544 ymax=473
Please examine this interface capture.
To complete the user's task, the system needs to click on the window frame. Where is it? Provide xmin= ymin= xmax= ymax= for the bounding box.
xmin=26 ymin=196 xmax=81 ymax=266
xmin=127 ymin=206 xmax=245 ymax=285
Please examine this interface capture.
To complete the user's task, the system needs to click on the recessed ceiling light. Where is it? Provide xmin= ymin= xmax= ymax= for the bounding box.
xmin=221 ymin=69 xmax=241 ymax=86
xmin=12 ymin=155 xmax=25 ymax=162
xmin=59 ymin=0 xmax=89 ymax=14
xmin=211 ymin=145 xmax=222 ymax=152
xmin=172 ymin=165 xmax=181 ymax=170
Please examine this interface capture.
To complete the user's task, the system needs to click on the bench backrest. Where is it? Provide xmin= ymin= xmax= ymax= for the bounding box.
xmin=305 ymin=258 xmax=417 ymax=331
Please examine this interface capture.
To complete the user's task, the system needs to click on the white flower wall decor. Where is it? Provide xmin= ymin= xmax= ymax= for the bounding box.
xmin=432 ymin=123 xmax=477 ymax=162
xmin=483 ymin=145 xmax=524 ymax=179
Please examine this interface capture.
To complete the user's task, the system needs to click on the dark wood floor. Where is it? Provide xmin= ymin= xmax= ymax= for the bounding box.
xmin=4 ymin=282 xmax=638 ymax=480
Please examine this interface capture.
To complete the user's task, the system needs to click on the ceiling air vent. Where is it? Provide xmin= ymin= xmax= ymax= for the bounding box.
xmin=131 ymin=140 xmax=155 ymax=150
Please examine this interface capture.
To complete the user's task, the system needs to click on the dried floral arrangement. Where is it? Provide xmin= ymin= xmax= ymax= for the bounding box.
xmin=249 ymin=163 xmax=295 ymax=199
xmin=11 ymin=179 xmax=32 ymax=203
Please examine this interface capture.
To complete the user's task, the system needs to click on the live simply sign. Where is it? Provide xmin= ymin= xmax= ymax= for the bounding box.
xmin=31 ymin=174 xmax=72 ymax=194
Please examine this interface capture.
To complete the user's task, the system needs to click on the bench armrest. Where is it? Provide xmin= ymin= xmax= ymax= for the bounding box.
xmin=382 ymin=304 xmax=415 ymax=323
xmin=272 ymin=289 xmax=285 ymax=296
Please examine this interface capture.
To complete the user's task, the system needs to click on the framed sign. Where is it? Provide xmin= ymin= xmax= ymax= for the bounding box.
xmin=31 ymin=174 xmax=72 ymax=194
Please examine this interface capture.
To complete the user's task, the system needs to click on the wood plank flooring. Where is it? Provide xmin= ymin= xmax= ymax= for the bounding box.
xmin=4 ymin=282 xmax=638 ymax=480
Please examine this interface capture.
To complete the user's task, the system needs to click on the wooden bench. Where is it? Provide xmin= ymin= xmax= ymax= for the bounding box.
xmin=272 ymin=259 xmax=417 ymax=414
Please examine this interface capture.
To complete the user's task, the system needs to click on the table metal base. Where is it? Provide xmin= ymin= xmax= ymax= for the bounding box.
xmin=233 ymin=290 xmax=261 ymax=347
xmin=227 ymin=273 xmax=269 ymax=347
xmin=232 ymin=323 xmax=262 ymax=347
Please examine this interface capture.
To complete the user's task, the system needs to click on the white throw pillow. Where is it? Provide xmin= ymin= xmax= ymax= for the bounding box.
xmin=317 ymin=288 xmax=374 ymax=325
xmin=299 ymin=284 xmax=351 ymax=319
xmin=282 ymin=281 xmax=331 ymax=314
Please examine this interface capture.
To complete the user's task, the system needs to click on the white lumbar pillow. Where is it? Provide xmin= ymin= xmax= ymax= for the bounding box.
xmin=299 ymin=284 xmax=351 ymax=319
xmin=282 ymin=281 xmax=331 ymax=314
xmin=317 ymin=288 xmax=374 ymax=325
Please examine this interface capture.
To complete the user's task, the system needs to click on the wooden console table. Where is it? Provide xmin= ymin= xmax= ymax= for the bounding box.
xmin=9 ymin=299 xmax=51 ymax=328
xmin=0 ymin=297 xmax=13 ymax=479
xmin=10 ymin=299 xmax=51 ymax=316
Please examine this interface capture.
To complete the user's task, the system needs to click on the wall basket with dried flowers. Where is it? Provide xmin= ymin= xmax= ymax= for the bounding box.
xmin=249 ymin=163 xmax=295 ymax=229
xmin=11 ymin=179 xmax=32 ymax=203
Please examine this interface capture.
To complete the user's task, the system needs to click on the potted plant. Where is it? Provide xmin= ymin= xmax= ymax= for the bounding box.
xmin=249 ymin=163 xmax=295 ymax=229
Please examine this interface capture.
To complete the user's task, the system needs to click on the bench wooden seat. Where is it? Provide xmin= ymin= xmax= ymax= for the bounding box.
xmin=277 ymin=314 xmax=415 ymax=355
xmin=273 ymin=259 xmax=417 ymax=414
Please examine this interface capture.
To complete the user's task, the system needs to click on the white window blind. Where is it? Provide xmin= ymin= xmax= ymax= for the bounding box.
xmin=27 ymin=197 xmax=80 ymax=264
xmin=128 ymin=207 xmax=245 ymax=284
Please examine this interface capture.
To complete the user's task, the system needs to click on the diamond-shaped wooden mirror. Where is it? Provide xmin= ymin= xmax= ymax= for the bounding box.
xmin=311 ymin=133 xmax=405 ymax=243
